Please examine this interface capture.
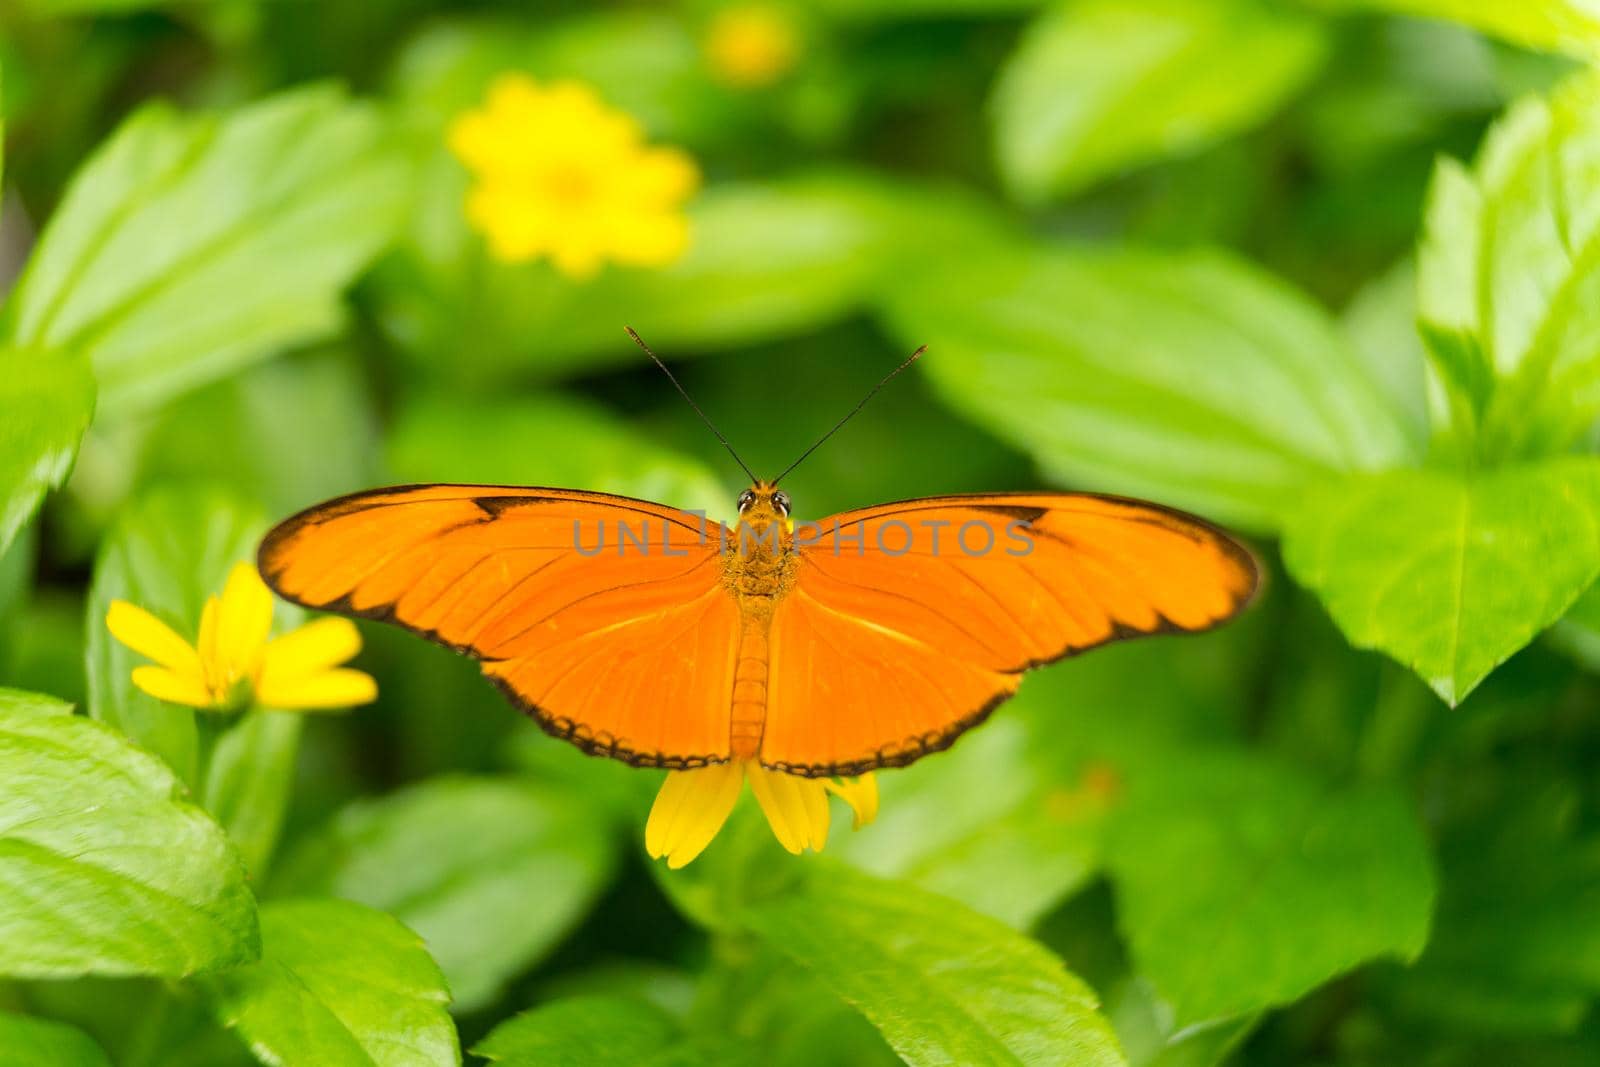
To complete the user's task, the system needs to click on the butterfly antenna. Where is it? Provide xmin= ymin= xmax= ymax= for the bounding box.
xmin=771 ymin=344 xmax=927 ymax=487
xmin=626 ymin=326 xmax=758 ymax=484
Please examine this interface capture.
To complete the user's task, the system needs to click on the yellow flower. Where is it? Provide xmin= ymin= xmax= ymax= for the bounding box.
xmin=447 ymin=75 xmax=700 ymax=279
xmin=106 ymin=562 xmax=376 ymax=712
xmin=646 ymin=760 xmax=879 ymax=868
xmin=705 ymin=5 xmax=802 ymax=88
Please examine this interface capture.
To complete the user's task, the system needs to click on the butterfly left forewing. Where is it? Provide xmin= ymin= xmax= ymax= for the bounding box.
xmin=760 ymin=493 xmax=1257 ymax=776
xmin=259 ymin=484 xmax=742 ymax=768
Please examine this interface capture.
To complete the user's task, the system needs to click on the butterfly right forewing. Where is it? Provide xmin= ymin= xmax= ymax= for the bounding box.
xmin=758 ymin=492 xmax=1257 ymax=776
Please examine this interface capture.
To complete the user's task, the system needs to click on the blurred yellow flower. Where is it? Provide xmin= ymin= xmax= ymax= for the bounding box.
xmin=106 ymin=562 xmax=376 ymax=712
xmin=447 ymin=75 xmax=699 ymax=279
xmin=646 ymin=760 xmax=878 ymax=868
xmin=705 ymin=5 xmax=801 ymax=88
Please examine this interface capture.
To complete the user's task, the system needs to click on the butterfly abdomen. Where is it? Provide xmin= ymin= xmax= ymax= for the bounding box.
xmin=730 ymin=617 xmax=770 ymax=759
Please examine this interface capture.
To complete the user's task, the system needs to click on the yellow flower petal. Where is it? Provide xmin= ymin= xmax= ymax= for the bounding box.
xmin=261 ymin=617 xmax=362 ymax=682
xmin=131 ymin=666 xmax=215 ymax=708
xmin=747 ymin=763 xmax=830 ymax=854
xmin=825 ymin=773 xmax=879 ymax=830
xmin=215 ymin=563 xmax=274 ymax=677
xmin=448 ymin=74 xmax=697 ymax=278
xmin=105 ymin=600 xmax=204 ymax=676
xmin=627 ymin=147 xmax=700 ymax=203
xmin=646 ymin=763 xmax=744 ymax=869
xmin=255 ymin=668 xmax=377 ymax=711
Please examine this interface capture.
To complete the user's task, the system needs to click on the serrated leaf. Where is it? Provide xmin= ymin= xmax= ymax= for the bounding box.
xmin=86 ymin=485 xmax=265 ymax=783
xmin=880 ymin=242 xmax=1418 ymax=532
xmin=0 ymin=692 xmax=258 ymax=978
xmin=0 ymin=347 xmax=95 ymax=557
xmin=1106 ymin=747 xmax=1435 ymax=1026
xmin=474 ymin=996 xmax=702 ymax=1067
xmin=5 ymin=85 xmax=406 ymax=415
xmin=272 ymin=777 xmax=615 ymax=1013
xmin=0 ymin=1013 xmax=112 ymax=1067
xmin=1417 ymin=72 xmax=1600 ymax=457
xmin=1282 ymin=458 xmax=1600 ymax=703
xmin=992 ymin=0 xmax=1325 ymax=201
xmin=208 ymin=898 xmax=460 ymax=1067
xmin=740 ymin=866 xmax=1127 ymax=1067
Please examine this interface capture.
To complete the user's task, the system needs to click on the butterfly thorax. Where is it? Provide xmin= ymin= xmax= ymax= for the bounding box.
xmin=725 ymin=509 xmax=797 ymax=603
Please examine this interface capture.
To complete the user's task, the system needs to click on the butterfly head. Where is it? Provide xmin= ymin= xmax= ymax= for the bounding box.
xmin=737 ymin=482 xmax=793 ymax=535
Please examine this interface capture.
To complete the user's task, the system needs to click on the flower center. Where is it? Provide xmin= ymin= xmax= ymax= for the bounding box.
xmin=540 ymin=166 xmax=596 ymax=207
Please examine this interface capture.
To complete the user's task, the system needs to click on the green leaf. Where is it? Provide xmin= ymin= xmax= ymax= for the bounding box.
xmin=0 ymin=1013 xmax=112 ymax=1067
xmin=1374 ymin=781 xmax=1600 ymax=1034
xmin=1341 ymin=259 xmax=1434 ymax=454
xmin=5 ymin=85 xmax=406 ymax=416
xmin=386 ymin=392 xmax=729 ymax=518
xmin=1105 ymin=747 xmax=1435 ymax=1026
xmin=1554 ymin=577 xmax=1600 ymax=668
xmin=207 ymin=898 xmax=460 ymax=1067
xmin=740 ymin=866 xmax=1127 ymax=1067
xmin=272 ymin=777 xmax=615 ymax=1013
xmin=0 ymin=686 xmax=72 ymax=716
xmin=838 ymin=717 xmax=1102 ymax=929
xmin=86 ymin=485 xmax=265 ymax=782
xmin=203 ymin=711 xmax=303 ymax=878
xmin=379 ymin=173 xmax=915 ymax=383
xmin=1101 ymin=978 xmax=1255 ymax=1067
xmin=133 ymin=349 xmax=382 ymax=519
xmin=682 ymin=948 xmax=902 ymax=1067
xmin=1037 ymin=889 xmax=1259 ymax=1067
xmin=0 ymin=692 xmax=258 ymax=978
xmin=17 ymin=976 xmax=256 ymax=1067
xmin=992 ymin=0 xmax=1325 ymax=200
xmin=1417 ymin=72 xmax=1600 ymax=457
xmin=0 ymin=347 xmax=95 ymax=556
xmin=392 ymin=14 xmax=709 ymax=148
xmin=879 ymin=241 xmax=1419 ymax=532
xmin=474 ymin=996 xmax=701 ymax=1067
xmin=1324 ymin=0 xmax=1600 ymax=58
xmin=1282 ymin=458 xmax=1600 ymax=703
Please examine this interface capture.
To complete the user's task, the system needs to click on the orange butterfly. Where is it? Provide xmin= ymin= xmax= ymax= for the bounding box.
xmin=259 ymin=332 xmax=1257 ymax=867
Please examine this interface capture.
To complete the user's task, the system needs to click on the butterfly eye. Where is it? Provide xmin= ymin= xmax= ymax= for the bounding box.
xmin=737 ymin=490 xmax=755 ymax=511
xmin=772 ymin=491 xmax=791 ymax=516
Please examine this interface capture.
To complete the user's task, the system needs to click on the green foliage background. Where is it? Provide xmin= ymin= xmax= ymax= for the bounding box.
xmin=3 ymin=1 xmax=1600 ymax=1064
